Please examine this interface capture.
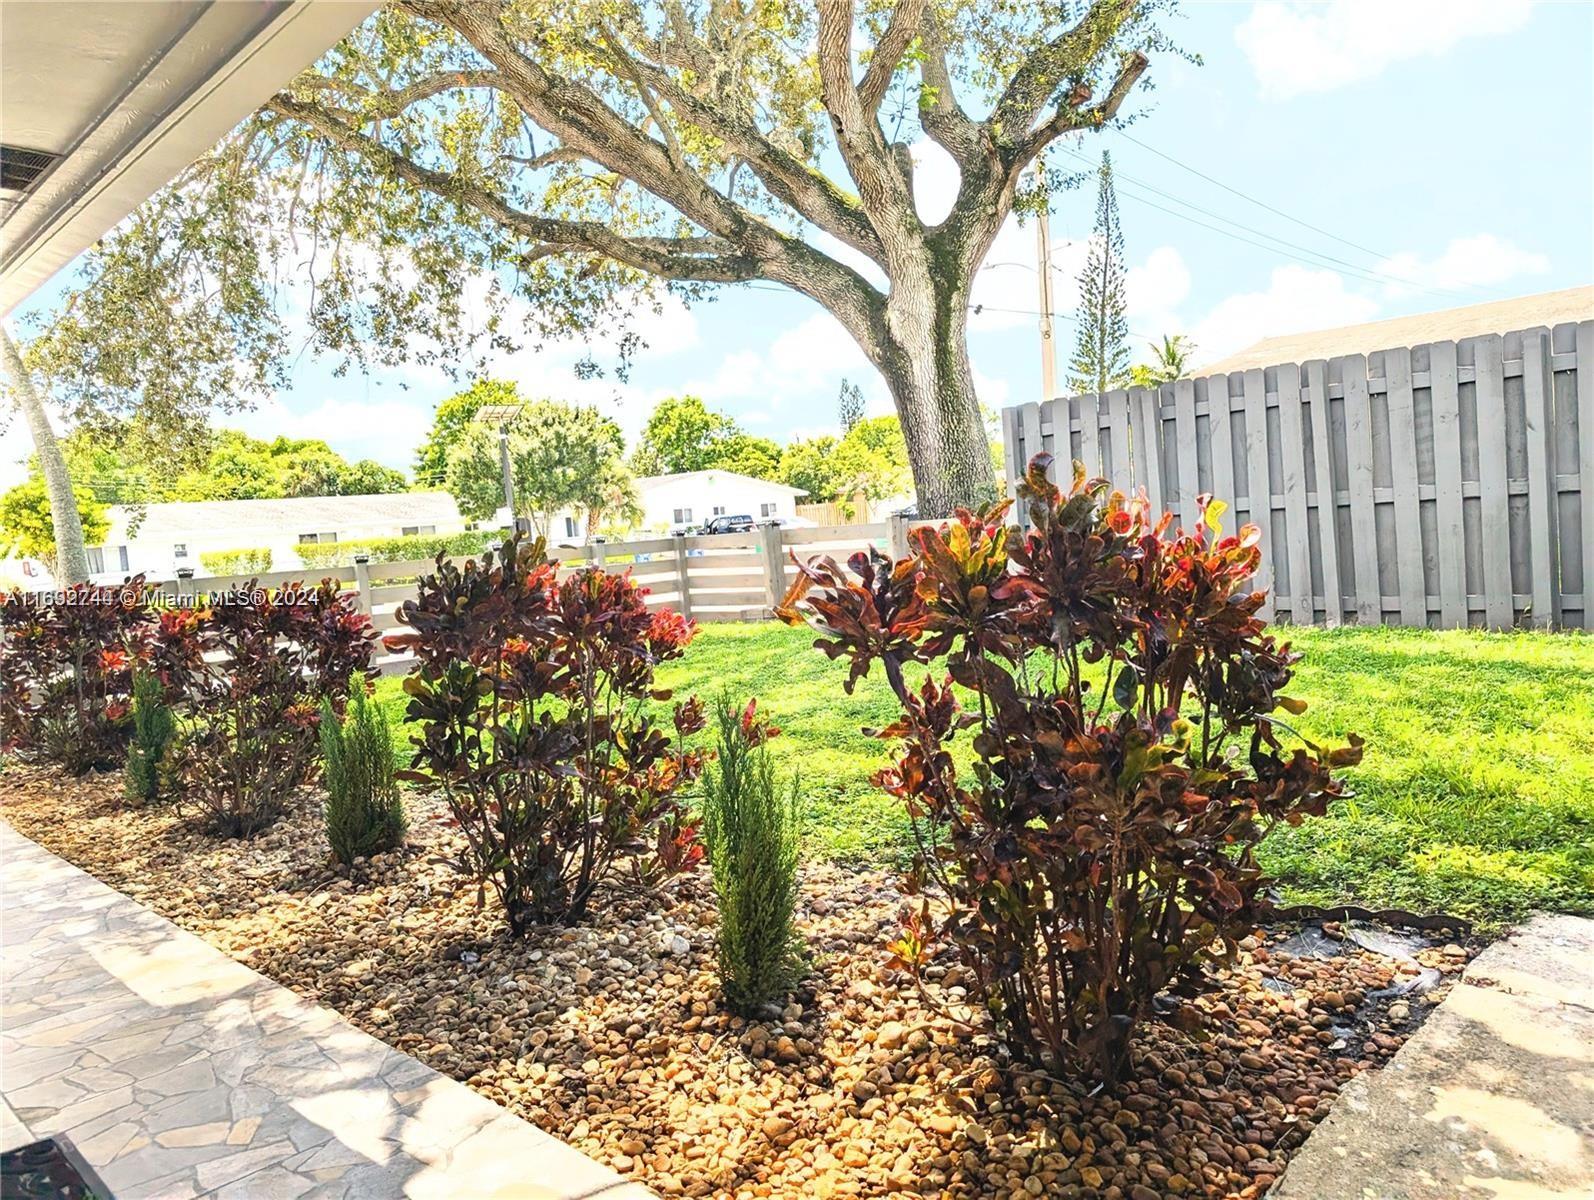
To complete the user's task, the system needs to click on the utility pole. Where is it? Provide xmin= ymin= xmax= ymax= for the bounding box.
xmin=1035 ymin=152 xmax=1059 ymax=403
xmin=498 ymin=422 xmax=516 ymax=523
xmin=475 ymin=403 xmax=531 ymax=535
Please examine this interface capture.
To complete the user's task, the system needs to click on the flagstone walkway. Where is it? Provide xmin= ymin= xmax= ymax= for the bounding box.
xmin=0 ymin=820 xmax=651 ymax=1200
xmin=1272 ymin=911 xmax=1593 ymax=1200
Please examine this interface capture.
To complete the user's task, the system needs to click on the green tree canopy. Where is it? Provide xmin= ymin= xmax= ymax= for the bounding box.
xmin=777 ymin=417 xmax=910 ymax=503
xmin=1129 ymin=333 xmax=1196 ymax=388
xmin=158 ymin=431 xmax=406 ymax=500
xmin=632 ymin=396 xmax=785 ymax=481
xmin=585 ymin=457 xmax=645 ymax=538
xmin=708 ymin=433 xmax=783 ymax=481
xmin=445 ymin=398 xmax=628 ymax=537
xmin=777 ymin=436 xmax=842 ymax=501
xmin=0 ymin=476 xmax=109 ymax=564
xmin=632 ymin=396 xmax=740 ymax=476
xmin=832 ymin=415 xmax=912 ymax=502
xmin=413 ymin=379 xmax=523 ymax=485
xmin=11 ymin=427 xmax=407 ymax=511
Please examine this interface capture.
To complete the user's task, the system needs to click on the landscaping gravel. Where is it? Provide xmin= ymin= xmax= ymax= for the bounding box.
xmin=2 ymin=765 xmax=1474 ymax=1200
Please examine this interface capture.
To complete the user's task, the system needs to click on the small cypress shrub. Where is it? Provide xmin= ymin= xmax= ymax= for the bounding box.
xmin=319 ymin=678 xmax=406 ymax=864
xmin=123 ymin=669 xmax=176 ymax=803
xmin=702 ymin=697 xmax=806 ymax=1015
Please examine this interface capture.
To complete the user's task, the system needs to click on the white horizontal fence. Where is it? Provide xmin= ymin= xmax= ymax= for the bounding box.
xmin=1001 ymin=321 xmax=1594 ymax=630
xmin=161 ymin=521 xmax=912 ymax=675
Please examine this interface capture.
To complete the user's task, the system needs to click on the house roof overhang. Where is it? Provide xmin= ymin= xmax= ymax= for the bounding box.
xmin=0 ymin=0 xmax=377 ymax=317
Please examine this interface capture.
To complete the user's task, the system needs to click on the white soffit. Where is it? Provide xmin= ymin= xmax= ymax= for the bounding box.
xmin=0 ymin=0 xmax=378 ymax=316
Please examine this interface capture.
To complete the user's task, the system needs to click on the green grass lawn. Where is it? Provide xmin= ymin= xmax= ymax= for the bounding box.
xmin=373 ymin=623 xmax=1593 ymax=931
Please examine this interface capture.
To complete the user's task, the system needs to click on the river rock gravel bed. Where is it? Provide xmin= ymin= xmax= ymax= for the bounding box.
xmin=1 ymin=764 xmax=1473 ymax=1200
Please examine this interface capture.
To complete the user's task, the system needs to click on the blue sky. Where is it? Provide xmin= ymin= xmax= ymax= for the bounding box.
xmin=4 ymin=0 xmax=1591 ymax=492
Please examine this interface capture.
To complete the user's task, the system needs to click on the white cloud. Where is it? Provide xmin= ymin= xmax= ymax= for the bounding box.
xmin=680 ymin=309 xmax=885 ymax=433
xmin=233 ymin=395 xmax=433 ymax=473
xmin=1124 ymin=245 xmax=1192 ymax=348
xmin=1236 ymin=0 xmax=1537 ymax=99
xmin=972 ymin=368 xmax=1011 ymax=411
xmin=1187 ymin=265 xmax=1380 ymax=366
xmin=0 ymin=417 xmax=32 ymax=492
xmin=1376 ymin=234 xmax=1549 ymax=298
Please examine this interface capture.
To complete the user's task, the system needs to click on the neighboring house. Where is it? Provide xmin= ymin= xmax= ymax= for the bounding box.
xmin=633 ymin=470 xmax=806 ymax=534
xmin=0 ymin=551 xmax=50 ymax=592
xmin=517 ymin=469 xmax=809 ymax=544
xmin=1193 ymin=286 xmax=1593 ymax=376
xmin=90 ymin=492 xmax=467 ymax=581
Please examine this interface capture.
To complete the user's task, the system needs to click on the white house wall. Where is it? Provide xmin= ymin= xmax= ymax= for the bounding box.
xmin=91 ymin=512 xmax=468 ymax=583
xmin=636 ymin=474 xmax=799 ymax=531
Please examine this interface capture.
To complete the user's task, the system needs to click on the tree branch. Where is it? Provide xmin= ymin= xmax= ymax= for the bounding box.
xmin=498 ymin=146 xmax=584 ymax=171
xmin=815 ymin=0 xmax=915 ymax=234
xmin=915 ymin=11 xmax=985 ymax=167
xmin=600 ymin=37 xmax=885 ymax=262
xmin=991 ymin=0 xmax=1135 ymax=138
xmin=598 ymin=25 xmax=686 ymax=171
xmin=267 ymin=96 xmax=762 ymax=284
xmin=858 ymin=0 xmax=924 ymax=113
xmin=405 ymin=0 xmax=757 ymax=251
xmin=359 ymin=69 xmax=502 ymax=119
xmin=399 ymin=1 xmax=890 ymax=342
xmin=1010 ymin=51 xmax=1149 ymax=172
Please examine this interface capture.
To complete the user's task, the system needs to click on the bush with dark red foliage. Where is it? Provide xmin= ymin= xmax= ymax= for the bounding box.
xmin=155 ymin=581 xmax=375 ymax=836
xmin=0 ymin=593 xmax=51 ymax=752
xmin=389 ymin=534 xmax=706 ymax=933
xmin=0 ymin=582 xmax=153 ymax=772
xmin=779 ymin=454 xmax=1363 ymax=1081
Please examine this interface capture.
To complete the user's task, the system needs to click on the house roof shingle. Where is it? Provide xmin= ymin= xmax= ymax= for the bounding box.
xmin=1192 ymin=286 xmax=1593 ymax=377
xmin=635 ymin=469 xmax=806 ymax=497
xmin=102 ymin=492 xmax=463 ymax=544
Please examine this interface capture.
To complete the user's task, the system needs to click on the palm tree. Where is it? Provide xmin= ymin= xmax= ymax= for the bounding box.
xmin=1129 ymin=334 xmax=1197 ymax=388
xmin=583 ymin=461 xmax=643 ymax=542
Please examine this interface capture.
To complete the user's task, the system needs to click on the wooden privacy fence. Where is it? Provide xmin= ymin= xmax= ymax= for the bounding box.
xmin=1001 ymin=321 xmax=1594 ymax=630
xmin=168 ymin=521 xmax=910 ymax=675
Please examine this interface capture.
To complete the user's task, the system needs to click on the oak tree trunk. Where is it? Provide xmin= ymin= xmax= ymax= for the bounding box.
xmin=870 ymin=268 xmax=995 ymax=518
xmin=2 ymin=327 xmax=89 ymax=585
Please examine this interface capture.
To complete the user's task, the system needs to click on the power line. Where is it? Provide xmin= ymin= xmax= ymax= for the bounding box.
xmin=1108 ymin=184 xmax=1449 ymax=299
xmin=1053 ymin=143 xmax=1474 ymax=302
xmin=1115 ymin=129 xmax=1396 ymax=264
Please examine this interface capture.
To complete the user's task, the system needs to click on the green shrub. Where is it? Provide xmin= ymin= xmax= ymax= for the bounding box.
xmin=123 ymin=669 xmax=176 ymax=804
xmin=200 ymin=547 xmax=273 ymax=576
xmin=319 ymin=678 xmax=406 ymax=864
xmin=296 ymin=531 xmax=493 ymax=570
xmin=702 ymin=696 xmax=806 ymax=1015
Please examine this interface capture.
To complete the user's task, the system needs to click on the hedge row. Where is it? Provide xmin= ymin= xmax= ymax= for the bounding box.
xmin=199 ymin=547 xmax=273 ymax=575
xmin=295 ymin=531 xmax=496 ymax=569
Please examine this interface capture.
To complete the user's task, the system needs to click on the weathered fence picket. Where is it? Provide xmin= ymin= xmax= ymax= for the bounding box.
xmin=1003 ymin=320 xmax=1594 ymax=630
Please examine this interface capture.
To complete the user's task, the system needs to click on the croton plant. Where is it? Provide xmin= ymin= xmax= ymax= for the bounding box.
xmin=0 ymin=581 xmax=153 ymax=772
xmin=779 ymin=453 xmax=1363 ymax=1080
xmin=388 ymin=534 xmax=706 ymax=933
xmin=153 ymin=580 xmax=376 ymax=836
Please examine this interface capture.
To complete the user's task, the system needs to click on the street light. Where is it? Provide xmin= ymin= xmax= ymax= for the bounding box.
xmin=473 ymin=403 xmax=531 ymax=535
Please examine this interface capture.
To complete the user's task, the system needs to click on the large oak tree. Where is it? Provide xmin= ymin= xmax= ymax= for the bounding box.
xmin=11 ymin=0 xmax=1169 ymax=585
xmin=262 ymin=0 xmax=1167 ymax=514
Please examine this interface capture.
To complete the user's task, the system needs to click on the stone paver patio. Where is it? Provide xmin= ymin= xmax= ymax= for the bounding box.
xmin=1272 ymin=912 xmax=1593 ymax=1200
xmin=0 ymin=820 xmax=651 ymax=1200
